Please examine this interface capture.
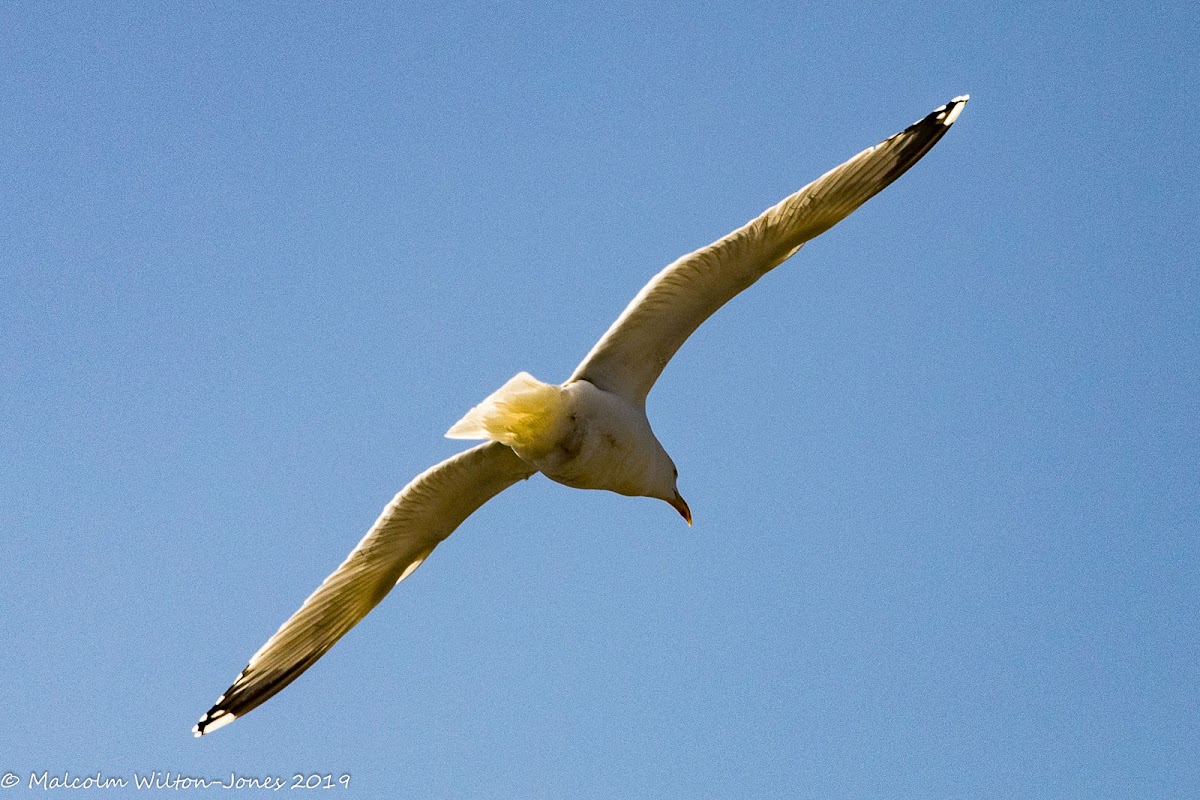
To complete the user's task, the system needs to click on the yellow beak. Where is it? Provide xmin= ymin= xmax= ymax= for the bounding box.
xmin=669 ymin=491 xmax=692 ymax=526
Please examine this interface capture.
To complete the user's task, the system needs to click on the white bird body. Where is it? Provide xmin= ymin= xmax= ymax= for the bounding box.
xmin=194 ymin=96 xmax=969 ymax=736
xmin=446 ymin=372 xmax=680 ymax=504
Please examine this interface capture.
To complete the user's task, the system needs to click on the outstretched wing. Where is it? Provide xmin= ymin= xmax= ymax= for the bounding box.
xmin=570 ymin=96 xmax=968 ymax=404
xmin=193 ymin=441 xmax=535 ymax=736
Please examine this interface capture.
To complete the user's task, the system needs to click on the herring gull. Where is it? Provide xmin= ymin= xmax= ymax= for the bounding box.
xmin=194 ymin=95 xmax=968 ymax=736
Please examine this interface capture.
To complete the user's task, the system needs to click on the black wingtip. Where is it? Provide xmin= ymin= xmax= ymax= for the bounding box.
xmin=940 ymin=94 xmax=970 ymax=124
xmin=193 ymin=704 xmax=237 ymax=737
xmin=916 ymin=95 xmax=970 ymax=131
xmin=875 ymin=95 xmax=969 ymax=187
xmin=192 ymin=649 xmax=331 ymax=738
xmin=193 ymin=674 xmax=243 ymax=737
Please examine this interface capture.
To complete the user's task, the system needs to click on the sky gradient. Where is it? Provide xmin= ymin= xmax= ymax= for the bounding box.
xmin=2 ymin=2 xmax=1197 ymax=798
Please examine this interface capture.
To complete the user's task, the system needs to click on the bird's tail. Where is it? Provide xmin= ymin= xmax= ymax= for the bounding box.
xmin=446 ymin=372 xmax=569 ymax=455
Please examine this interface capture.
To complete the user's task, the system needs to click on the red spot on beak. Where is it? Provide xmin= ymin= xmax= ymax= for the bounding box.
xmin=669 ymin=491 xmax=692 ymax=526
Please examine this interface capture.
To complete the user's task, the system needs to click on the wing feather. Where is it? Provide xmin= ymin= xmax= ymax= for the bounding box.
xmin=570 ymin=96 xmax=968 ymax=403
xmin=193 ymin=441 xmax=535 ymax=735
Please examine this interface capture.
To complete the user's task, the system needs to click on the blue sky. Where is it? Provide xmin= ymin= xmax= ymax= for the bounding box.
xmin=2 ymin=1 xmax=1196 ymax=797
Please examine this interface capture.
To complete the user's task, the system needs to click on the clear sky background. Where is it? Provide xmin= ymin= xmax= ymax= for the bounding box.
xmin=2 ymin=2 xmax=1196 ymax=798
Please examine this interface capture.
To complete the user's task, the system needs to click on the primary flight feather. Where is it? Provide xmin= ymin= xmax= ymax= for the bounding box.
xmin=194 ymin=95 xmax=968 ymax=736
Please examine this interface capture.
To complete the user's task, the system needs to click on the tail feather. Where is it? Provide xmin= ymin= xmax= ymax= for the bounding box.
xmin=446 ymin=372 xmax=568 ymax=454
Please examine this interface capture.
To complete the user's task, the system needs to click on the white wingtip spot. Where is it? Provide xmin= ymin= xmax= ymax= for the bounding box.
xmin=942 ymin=97 xmax=967 ymax=126
xmin=194 ymin=710 xmax=238 ymax=737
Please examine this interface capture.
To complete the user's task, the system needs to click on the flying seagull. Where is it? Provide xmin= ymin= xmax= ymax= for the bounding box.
xmin=194 ymin=95 xmax=968 ymax=736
